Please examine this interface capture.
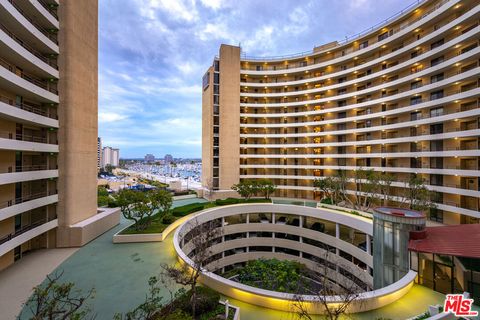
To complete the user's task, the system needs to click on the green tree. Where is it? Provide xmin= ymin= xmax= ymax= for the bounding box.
xmin=400 ymin=175 xmax=437 ymax=212
xmin=114 ymin=277 xmax=163 ymax=320
xmin=231 ymin=180 xmax=256 ymax=200
xmin=150 ymin=189 xmax=173 ymax=223
xmin=115 ymin=189 xmax=149 ymax=231
xmin=257 ymin=179 xmax=277 ymax=199
xmin=20 ymin=271 xmax=95 ymax=320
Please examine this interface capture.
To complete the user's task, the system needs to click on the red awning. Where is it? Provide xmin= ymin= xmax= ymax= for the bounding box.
xmin=408 ymin=224 xmax=480 ymax=259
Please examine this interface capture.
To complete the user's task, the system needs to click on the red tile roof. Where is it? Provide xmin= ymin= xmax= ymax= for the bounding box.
xmin=408 ymin=224 xmax=480 ymax=259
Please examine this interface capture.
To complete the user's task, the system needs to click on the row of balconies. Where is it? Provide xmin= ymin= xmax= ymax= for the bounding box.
xmin=0 ymin=21 xmax=57 ymax=69
xmin=6 ymin=0 xmax=58 ymax=44
xmin=240 ymin=59 xmax=480 ymax=109
xmin=240 ymin=1 xmax=472 ymax=74
xmin=241 ymin=38 xmax=479 ymax=94
xmin=0 ymin=94 xmax=57 ymax=119
xmin=240 ymin=109 xmax=479 ymax=137
xmin=0 ymin=56 xmax=57 ymax=94
xmin=241 ymin=97 xmax=478 ymax=126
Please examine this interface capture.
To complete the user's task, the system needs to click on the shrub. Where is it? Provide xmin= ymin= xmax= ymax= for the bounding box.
xmin=98 ymin=195 xmax=109 ymax=207
xmin=175 ymin=286 xmax=220 ymax=316
xmin=162 ymin=309 xmax=193 ymax=320
xmin=172 ymin=202 xmax=206 ymax=217
xmin=162 ymin=215 xmax=176 ymax=224
xmin=320 ymin=197 xmax=333 ymax=205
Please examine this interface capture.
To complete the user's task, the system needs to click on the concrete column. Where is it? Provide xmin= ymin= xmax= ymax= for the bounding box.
xmin=221 ymin=217 xmax=225 ymax=226
xmin=336 ymin=223 xmax=340 ymax=238
xmin=246 ymin=213 xmax=249 ymax=224
xmin=272 ymin=213 xmax=275 ymax=224
xmin=366 ymin=234 xmax=372 ymax=255
xmin=299 ymin=216 xmax=303 ymax=228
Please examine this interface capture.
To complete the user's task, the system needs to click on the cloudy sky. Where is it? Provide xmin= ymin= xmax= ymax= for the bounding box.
xmin=98 ymin=0 xmax=409 ymax=159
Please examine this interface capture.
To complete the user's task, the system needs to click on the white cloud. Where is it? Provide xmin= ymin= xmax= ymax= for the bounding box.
xmin=99 ymin=112 xmax=128 ymax=123
xmin=199 ymin=0 xmax=225 ymax=10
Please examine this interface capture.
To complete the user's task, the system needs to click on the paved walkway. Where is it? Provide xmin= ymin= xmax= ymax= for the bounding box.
xmin=0 ymin=247 xmax=78 ymax=319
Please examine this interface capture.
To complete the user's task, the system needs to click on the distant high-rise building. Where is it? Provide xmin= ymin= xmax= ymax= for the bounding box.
xmin=164 ymin=154 xmax=173 ymax=164
xmin=97 ymin=137 xmax=102 ymax=170
xmin=102 ymin=147 xmax=120 ymax=168
xmin=145 ymin=154 xmax=155 ymax=162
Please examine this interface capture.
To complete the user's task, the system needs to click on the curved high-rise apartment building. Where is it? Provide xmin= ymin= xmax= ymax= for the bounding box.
xmin=0 ymin=0 xmax=119 ymax=272
xmin=202 ymin=0 xmax=480 ymax=225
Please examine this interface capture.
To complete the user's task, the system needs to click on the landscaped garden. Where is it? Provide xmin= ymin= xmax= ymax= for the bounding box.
xmin=115 ymin=186 xmax=271 ymax=235
xmin=222 ymin=258 xmax=313 ymax=294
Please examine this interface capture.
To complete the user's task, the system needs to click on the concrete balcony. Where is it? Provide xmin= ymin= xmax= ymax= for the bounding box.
xmin=0 ymin=0 xmax=58 ymax=52
xmin=0 ymin=96 xmax=58 ymax=128
xmin=0 ymin=132 xmax=58 ymax=152
xmin=0 ymin=22 xmax=58 ymax=75
xmin=0 ymin=192 xmax=57 ymax=222
xmin=0 ymin=167 xmax=58 ymax=185
xmin=0 ymin=218 xmax=57 ymax=256
xmin=15 ymin=0 xmax=59 ymax=29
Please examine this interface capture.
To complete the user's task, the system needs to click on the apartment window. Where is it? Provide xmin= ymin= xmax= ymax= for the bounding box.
xmin=338 ymin=111 xmax=346 ymax=119
xmin=429 ymin=208 xmax=443 ymax=223
xmin=213 ymin=158 xmax=219 ymax=167
xmin=338 ymin=77 xmax=347 ymax=83
xmin=213 ymin=73 xmax=219 ymax=84
xmin=430 ymin=56 xmax=444 ymax=67
xmin=214 ymin=60 xmax=219 ymax=71
xmin=430 ymin=73 xmax=444 ymax=83
xmin=213 ymin=84 xmax=219 ymax=94
xmin=410 ymin=111 xmax=422 ymax=121
xmin=378 ymin=31 xmax=389 ymax=41
xmin=213 ymin=105 xmax=219 ymax=115
xmin=430 ymin=38 xmax=444 ymax=50
xmin=411 ymin=80 xmax=422 ymax=89
xmin=338 ymin=146 xmax=346 ymax=154
xmin=337 ymin=88 xmax=347 ymax=95
xmin=340 ymin=65 xmax=347 ymax=71
xmin=359 ymin=40 xmax=369 ymax=49
xmin=430 ymin=140 xmax=443 ymax=152
xmin=410 ymin=96 xmax=422 ymax=105
xmin=411 ymin=50 xmax=420 ymax=58
xmin=430 ymin=106 xmax=444 ymax=117
xmin=213 ymin=136 xmax=219 ymax=146
xmin=213 ymin=95 xmax=219 ymax=104
xmin=430 ymin=90 xmax=444 ymax=100
xmin=430 ymin=123 xmax=443 ymax=134
xmin=337 ymin=123 xmax=346 ymax=130
xmin=338 ymin=100 xmax=347 ymax=107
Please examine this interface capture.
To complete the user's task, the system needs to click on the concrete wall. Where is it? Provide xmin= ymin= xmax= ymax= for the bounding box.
xmin=201 ymin=65 xmax=214 ymax=190
xmin=218 ymin=45 xmax=240 ymax=190
xmin=57 ymin=0 xmax=98 ymax=246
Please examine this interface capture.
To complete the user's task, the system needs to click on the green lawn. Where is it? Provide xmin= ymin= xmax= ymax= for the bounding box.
xmin=121 ymin=198 xmax=272 ymax=234
xmin=172 ymin=198 xmax=271 ymax=217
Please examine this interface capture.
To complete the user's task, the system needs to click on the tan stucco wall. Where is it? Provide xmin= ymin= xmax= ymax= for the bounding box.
xmin=201 ymin=66 xmax=214 ymax=190
xmin=57 ymin=0 xmax=99 ymax=246
xmin=0 ymin=250 xmax=14 ymax=272
xmin=218 ymin=45 xmax=240 ymax=190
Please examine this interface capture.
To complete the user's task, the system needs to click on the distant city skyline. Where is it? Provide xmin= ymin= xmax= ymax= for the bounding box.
xmin=98 ymin=0 xmax=410 ymax=158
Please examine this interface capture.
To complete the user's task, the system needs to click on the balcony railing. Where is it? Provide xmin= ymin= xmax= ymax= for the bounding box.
xmin=0 ymin=190 xmax=57 ymax=209
xmin=0 ymin=23 xmax=58 ymax=69
xmin=0 ymin=218 xmax=52 ymax=245
xmin=0 ymin=130 xmax=54 ymax=144
xmin=7 ymin=0 xmax=58 ymax=44
xmin=0 ymin=95 xmax=58 ymax=119
xmin=37 ymin=0 xmax=58 ymax=20
xmin=0 ymin=164 xmax=51 ymax=174
xmin=0 ymin=57 xmax=58 ymax=94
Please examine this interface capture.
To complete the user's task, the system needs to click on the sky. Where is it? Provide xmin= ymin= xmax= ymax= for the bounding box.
xmin=98 ymin=0 xmax=411 ymax=159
